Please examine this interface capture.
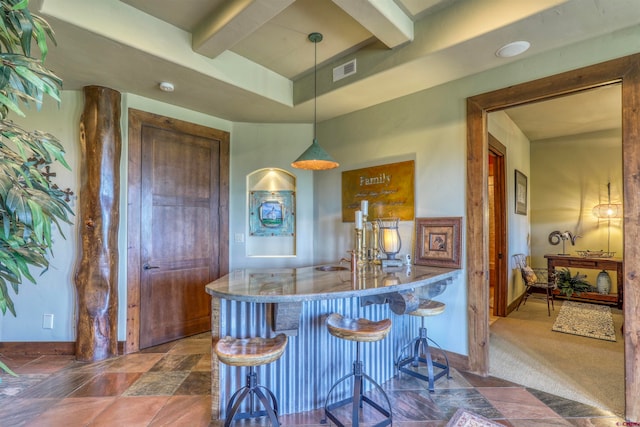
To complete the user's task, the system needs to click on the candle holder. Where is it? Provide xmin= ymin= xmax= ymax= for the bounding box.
xmin=371 ymin=220 xmax=380 ymax=264
xmin=377 ymin=218 xmax=403 ymax=268
xmin=355 ymin=228 xmax=367 ymax=266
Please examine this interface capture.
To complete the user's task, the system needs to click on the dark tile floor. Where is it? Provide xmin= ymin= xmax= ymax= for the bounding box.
xmin=0 ymin=333 xmax=625 ymax=426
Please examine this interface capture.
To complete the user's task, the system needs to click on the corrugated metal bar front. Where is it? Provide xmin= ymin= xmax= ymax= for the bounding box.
xmin=216 ymin=297 xmax=420 ymax=416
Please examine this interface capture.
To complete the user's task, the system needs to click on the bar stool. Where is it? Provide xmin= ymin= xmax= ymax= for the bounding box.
xmin=214 ymin=334 xmax=288 ymax=427
xmin=396 ymin=299 xmax=450 ymax=392
xmin=322 ymin=313 xmax=392 ymax=427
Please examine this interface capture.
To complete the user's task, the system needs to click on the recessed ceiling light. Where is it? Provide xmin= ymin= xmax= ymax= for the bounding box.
xmin=495 ymin=41 xmax=531 ymax=58
xmin=159 ymin=81 xmax=174 ymax=92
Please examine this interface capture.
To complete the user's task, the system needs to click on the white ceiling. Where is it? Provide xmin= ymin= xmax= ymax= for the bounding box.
xmin=30 ymin=0 xmax=635 ymax=137
xmin=504 ymin=84 xmax=621 ymax=141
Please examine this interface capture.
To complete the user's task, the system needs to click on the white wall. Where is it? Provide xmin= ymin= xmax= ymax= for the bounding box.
xmin=2 ymin=22 xmax=640 ymax=348
xmin=312 ymin=24 xmax=640 ymax=356
xmin=229 ymin=123 xmax=315 ymax=269
xmin=488 ymin=110 xmax=532 ymax=304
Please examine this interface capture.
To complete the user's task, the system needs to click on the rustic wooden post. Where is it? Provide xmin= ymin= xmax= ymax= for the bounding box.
xmin=75 ymin=86 xmax=121 ymax=362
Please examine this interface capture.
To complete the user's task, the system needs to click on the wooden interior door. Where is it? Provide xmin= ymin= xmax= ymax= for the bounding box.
xmin=127 ymin=109 xmax=230 ymax=351
xmin=489 ymin=134 xmax=507 ymax=317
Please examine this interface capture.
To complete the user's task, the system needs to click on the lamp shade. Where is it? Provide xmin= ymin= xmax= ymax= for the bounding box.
xmin=592 ymin=203 xmax=622 ymax=218
xmin=291 ymin=138 xmax=339 ymax=170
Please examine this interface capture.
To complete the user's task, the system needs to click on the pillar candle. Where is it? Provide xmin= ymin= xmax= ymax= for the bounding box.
xmin=355 ymin=210 xmax=363 ymax=229
xmin=361 ymin=200 xmax=368 ymax=216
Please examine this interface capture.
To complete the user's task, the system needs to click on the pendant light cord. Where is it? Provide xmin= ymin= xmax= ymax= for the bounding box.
xmin=313 ymin=36 xmax=317 ymax=140
xmin=607 ymin=182 xmax=611 ymax=253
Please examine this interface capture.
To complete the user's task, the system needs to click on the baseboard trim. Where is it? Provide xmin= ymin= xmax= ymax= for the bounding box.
xmin=0 ymin=341 xmax=127 ymax=357
xmin=433 ymin=349 xmax=469 ymax=372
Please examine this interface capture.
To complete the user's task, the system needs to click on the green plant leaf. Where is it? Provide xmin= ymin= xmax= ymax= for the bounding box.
xmin=0 ymin=357 xmax=18 ymax=376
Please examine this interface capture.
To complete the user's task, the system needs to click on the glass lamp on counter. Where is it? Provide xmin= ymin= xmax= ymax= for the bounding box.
xmin=377 ymin=218 xmax=403 ymax=268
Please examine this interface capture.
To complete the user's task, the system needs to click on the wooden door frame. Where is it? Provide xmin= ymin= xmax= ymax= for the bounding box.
xmin=488 ymin=134 xmax=507 ymax=317
xmin=126 ymin=109 xmax=230 ymax=354
xmin=467 ymin=54 xmax=640 ymax=420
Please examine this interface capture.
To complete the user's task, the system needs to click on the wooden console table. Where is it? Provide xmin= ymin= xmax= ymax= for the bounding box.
xmin=545 ymin=254 xmax=623 ymax=309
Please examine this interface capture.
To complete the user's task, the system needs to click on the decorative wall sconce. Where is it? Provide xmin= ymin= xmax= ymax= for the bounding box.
xmin=29 ymin=157 xmax=75 ymax=202
xmin=377 ymin=218 xmax=403 ymax=268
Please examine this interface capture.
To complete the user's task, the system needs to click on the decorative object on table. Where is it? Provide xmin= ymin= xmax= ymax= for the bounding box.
xmin=378 ymin=218 xmax=403 ymax=268
xmin=414 ymin=217 xmax=462 ymax=268
xmin=514 ymin=169 xmax=527 ymax=215
xmin=596 ymin=270 xmax=612 ymax=295
xmin=576 ymin=249 xmax=615 ymax=258
xmin=291 ymin=33 xmax=338 ymax=170
xmin=249 ymin=190 xmax=295 ymax=236
xmin=555 ymin=267 xmax=592 ymax=298
xmin=341 ymin=159 xmax=415 ymax=221
xmin=445 ymin=408 xmax=503 ymax=427
xmin=551 ymin=301 xmax=616 ymax=342
xmin=548 ymin=230 xmax=579 ymax=255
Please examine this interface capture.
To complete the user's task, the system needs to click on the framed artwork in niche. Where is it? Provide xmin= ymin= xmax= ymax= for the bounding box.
xmin=414 ymin=217 xmax=462 ymax=268
xmin=515 ymin=169 xmax=527 ymax=215
xmin=249 ymin=190 xmax=295 ymax=236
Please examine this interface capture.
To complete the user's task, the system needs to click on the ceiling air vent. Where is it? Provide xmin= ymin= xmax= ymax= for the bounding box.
xmin=333 ymin=59 xmax=357 ymax=82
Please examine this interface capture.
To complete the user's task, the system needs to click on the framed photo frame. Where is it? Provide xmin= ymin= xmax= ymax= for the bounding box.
xmin=249 ymin=190 xmax=295 ymax=236
xmin=414 ymin=217 xmax=462 ymax=268
xmin=515 ymin=169 xmax=527 ymax=215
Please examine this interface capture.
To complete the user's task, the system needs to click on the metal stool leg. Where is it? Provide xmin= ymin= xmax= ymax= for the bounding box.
xmin=223 ymin=366 xmax=280 ymax=426
xmin=397 ymin=318 xmax=450 ymax=392
xmin=322 ymin=342 xmax=392 ymax=427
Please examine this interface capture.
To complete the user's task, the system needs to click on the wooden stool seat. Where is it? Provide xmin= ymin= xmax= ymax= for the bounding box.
xmin=326 ymin=313 xmax=392 ymax=342
xmin=396 ymin=299 xmax=450 ymax=393
xmin=408 ymin=300 xmax=446 ymax=317
xmin=215 ymin=334 xmax=288 ymax=426
xmin=215 ymin=334 xmax=288 ymax=367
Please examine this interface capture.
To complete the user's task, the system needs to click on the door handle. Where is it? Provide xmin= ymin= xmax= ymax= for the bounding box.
xmin=143 ymin=263 xmax=160 ymax=270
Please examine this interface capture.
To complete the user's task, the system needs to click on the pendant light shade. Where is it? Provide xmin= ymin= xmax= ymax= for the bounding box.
xmin=291 ymin=138 xmax=338 ymax=170
xmin=291 ymin=32 xmax=339 ymax=170
xmin=593 ymin=183 xmax=622 ymax=218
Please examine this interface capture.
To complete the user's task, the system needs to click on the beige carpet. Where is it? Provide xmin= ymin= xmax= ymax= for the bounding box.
xmin=489 ymin=298 xmax=624 ymax=417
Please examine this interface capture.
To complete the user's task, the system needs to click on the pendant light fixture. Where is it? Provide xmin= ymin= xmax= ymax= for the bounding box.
xmin=291 ymin=32 xmax=339 ymax=170
xmin=592 ymin=182 xmax=622 ymax=255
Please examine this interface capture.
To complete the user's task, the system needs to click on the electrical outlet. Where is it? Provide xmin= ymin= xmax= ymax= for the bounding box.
xmin=234 ymin=233 xmax=245 ymax=243
xmin=42 ymin=313 xmax=54 ymax=329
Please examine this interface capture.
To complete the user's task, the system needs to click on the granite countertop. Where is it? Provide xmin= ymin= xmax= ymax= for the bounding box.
xmin=205 ymin=263 xmax=458 ymax=303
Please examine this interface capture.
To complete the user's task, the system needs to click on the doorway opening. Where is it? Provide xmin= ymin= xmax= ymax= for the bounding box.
xmin=465 ymin=54 xmax=640 ymax=420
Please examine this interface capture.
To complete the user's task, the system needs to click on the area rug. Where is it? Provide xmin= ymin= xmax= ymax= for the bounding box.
xmin=551 ymin=301 xmax=616 ymax=341
xmin=445 ymin=408 xmax=503 ymax=427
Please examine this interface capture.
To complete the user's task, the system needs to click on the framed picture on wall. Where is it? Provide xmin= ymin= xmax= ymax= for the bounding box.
xmin=414 ymin=217 xmax=462 ymax=268
xmin=515 ymin=169 xmax=527 ymax=215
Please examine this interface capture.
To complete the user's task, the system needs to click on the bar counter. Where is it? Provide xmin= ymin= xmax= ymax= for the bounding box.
xmin=205 ymin=263 xmax=458 ymax=419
